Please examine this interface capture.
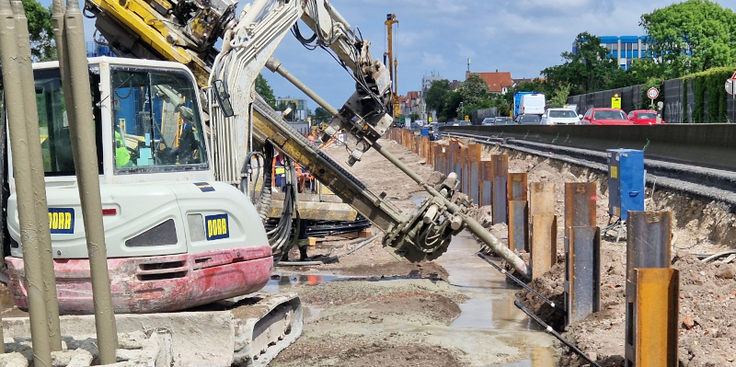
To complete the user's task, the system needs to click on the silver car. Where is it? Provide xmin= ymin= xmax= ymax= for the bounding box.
xmin=540 ymin=108 xmax=582 ymax=125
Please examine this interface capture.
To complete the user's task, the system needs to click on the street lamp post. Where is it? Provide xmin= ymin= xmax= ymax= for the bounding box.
xmin=460 ymin=102 xmax=464 ymax=121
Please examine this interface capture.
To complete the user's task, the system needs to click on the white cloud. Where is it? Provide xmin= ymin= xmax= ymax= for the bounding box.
xmin=421 ymin=52 xmax=447 ymax=70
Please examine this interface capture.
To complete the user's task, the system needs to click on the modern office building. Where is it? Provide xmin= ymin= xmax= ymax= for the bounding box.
xmin=572 ymin=36 xmax=652 ymax=70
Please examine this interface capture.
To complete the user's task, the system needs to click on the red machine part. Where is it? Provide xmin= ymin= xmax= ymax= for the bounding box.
xmin=6 ymin=245 xmax=273 ymax=314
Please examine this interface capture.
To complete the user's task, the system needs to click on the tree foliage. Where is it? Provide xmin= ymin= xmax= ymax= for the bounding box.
xmin=547 ymin=84 xmax=571 ymax=108
xmin=312 ymin=107 xmax=331 ymax=124
xmin=641 ymin=0 xmax=736 ymax=79
xmin=424 ymin=79 xmax=451 ymax=115
xmin=542 ymin=32 xmax=620 ymax=95
xmin=456 ymin=74 xmax=489 ymax=109
xmin=255 ymin=74 xmax=277 ymax=109
xmin=424 ymin=75 xmax=518 ymax=121
xmin=22 ymin=0 xmax=55 ymax=61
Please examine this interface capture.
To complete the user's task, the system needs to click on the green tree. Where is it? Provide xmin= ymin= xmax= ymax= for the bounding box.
xmin=542 ymin=32 xmax=620 ymax=94
xmin=424 ymin=79 xmax=451 ymax=118
xmin=312 ymin=106 xmax=331 ymax=124
xmin=547 ymin=84 xmax=571 ymax=108
xmin=21 ymin=0 xmax=55 ymax=61
xmin=255 ymin=74 xmax=277 ymax=109
xmin=641 ymin=0 xmax=736 ymax=78
xmin=457 ymin=74 xmax=489 ymax=109
xmin=442 ymin=92 xmax=462 ymax=121
xmin=611 ymin=58 xmax=664 ymax=87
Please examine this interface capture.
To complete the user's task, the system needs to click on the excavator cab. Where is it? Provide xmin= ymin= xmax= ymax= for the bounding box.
xmin=4 ymin=57 xmax=280 ymax=315
xmin=110 ymin=68 xmax=208 ymax=168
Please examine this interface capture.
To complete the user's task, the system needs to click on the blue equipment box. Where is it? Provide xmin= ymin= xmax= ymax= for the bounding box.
xmin=607 ymin=149 xmax=645 ymax=221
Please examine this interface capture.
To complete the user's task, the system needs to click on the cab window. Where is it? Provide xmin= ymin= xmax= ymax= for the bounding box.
xmin=33 ymin=67 xmax=103 ymax=176
xmin=111 ymin=67 xmax=207 ymax=173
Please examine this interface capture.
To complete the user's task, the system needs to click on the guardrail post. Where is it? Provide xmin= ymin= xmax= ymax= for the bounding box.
xmin=467 ymin=144 xmax=481 ymax=203
xmin=492 ymin=154 xmax=509 ymax=224
xmin=564 ymin=182 xmax=600 ymax=325
xmin=507 ymin=173 xmax=528 ymax=252
xmin=530 ymin=182 xmax=557 ymax=279
xmin=625 ymin=211 xmax=676 ymax=367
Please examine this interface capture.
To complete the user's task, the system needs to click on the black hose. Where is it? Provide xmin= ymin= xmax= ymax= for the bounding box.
xmin=243 ymin=151 xmax=264 ymax=202
xmin=514 ymin=300 xmax=601 ymax=367
xmin=257 ymin=146 xmax=274 ymax=221
xmin=477 ymin=252 xmax=566 ymax=313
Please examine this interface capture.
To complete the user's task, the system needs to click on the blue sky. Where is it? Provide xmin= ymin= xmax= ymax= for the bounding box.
xmin=41 ymin=0 xmax=736 ymax=111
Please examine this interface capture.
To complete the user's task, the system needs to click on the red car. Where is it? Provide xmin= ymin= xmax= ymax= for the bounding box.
xmin=628 ymin=109 xmax=666 ymax=125
xmin=581 ymin=108 xmax=633 ymax=125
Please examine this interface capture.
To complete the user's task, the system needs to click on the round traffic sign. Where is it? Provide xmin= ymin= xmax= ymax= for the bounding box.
xmin=647 ymin=87 xmax=659 ymax=99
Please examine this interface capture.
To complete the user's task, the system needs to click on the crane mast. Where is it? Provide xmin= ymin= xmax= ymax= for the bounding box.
xmin=384 ymin=13 xmax=399 ymax=118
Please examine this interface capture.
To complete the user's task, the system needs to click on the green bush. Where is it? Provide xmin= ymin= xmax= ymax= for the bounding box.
xmin=685 ymin=67 xmax=733 ymax=123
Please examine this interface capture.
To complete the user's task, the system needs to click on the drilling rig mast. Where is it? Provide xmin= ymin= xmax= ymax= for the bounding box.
xmin=384 ymin=13 xmax=399 ymax=118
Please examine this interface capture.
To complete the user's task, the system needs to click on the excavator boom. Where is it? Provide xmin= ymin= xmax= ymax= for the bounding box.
xmin=82 ymin=0 xmax=465 ymax=261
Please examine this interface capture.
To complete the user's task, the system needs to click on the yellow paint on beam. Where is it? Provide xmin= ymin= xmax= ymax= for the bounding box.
xmin=634 ymin=268 xmax=679 ymax=367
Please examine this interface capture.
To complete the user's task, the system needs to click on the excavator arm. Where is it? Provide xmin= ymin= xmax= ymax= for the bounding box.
xmin=80 ymin=0 xmax=528 ymax=270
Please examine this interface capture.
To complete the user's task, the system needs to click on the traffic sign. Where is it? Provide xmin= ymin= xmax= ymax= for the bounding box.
xmin=647 ymin=87 xmax=659 ymax=100
xmin=611 ymin=93 xmax=621 ymax=109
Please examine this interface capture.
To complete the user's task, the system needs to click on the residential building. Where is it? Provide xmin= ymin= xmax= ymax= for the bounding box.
xmin=466 ymin=70 xmax=514 ymax=94
xmin=400 ymin=90 xmax=422 ymax=117
xmin=448 ymin=80 xmax=462 ymax=91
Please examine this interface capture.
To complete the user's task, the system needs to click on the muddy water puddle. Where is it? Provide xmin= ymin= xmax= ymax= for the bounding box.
xmin=269 ymin=231 xmax=558 ymax=366
xmin=438 ymin=231 xmax=557 ymax=366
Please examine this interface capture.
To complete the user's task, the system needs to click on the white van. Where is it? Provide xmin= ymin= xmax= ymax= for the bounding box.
xmin=520 ymin=94 xmax=545 ymax=116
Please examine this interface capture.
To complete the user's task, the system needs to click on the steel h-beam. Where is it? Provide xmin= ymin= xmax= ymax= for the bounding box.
xmin=507 ymin=173 xmax=528 ymax=252
xmin=564 ymin=182 xmax=600 ymax=325
xmin=625 ymin=211 xmax=677 ymax=367
xmin=491 ymin=154 xmax=508 ymax=224
xmin=481 ymin=161 xmax=493 ymax=206
xmin=530 ymin=182 xmax=556 ymax=279
xmin=467 ymin=144 xmax=481 ymax=204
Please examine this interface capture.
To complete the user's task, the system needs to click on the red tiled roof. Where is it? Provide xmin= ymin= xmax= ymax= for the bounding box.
xmin=467 ymin=71 xmax=514 ymax=93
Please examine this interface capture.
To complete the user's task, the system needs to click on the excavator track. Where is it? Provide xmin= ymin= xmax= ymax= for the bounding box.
xmin=229 ymin=293 xmax=303 ymax=366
